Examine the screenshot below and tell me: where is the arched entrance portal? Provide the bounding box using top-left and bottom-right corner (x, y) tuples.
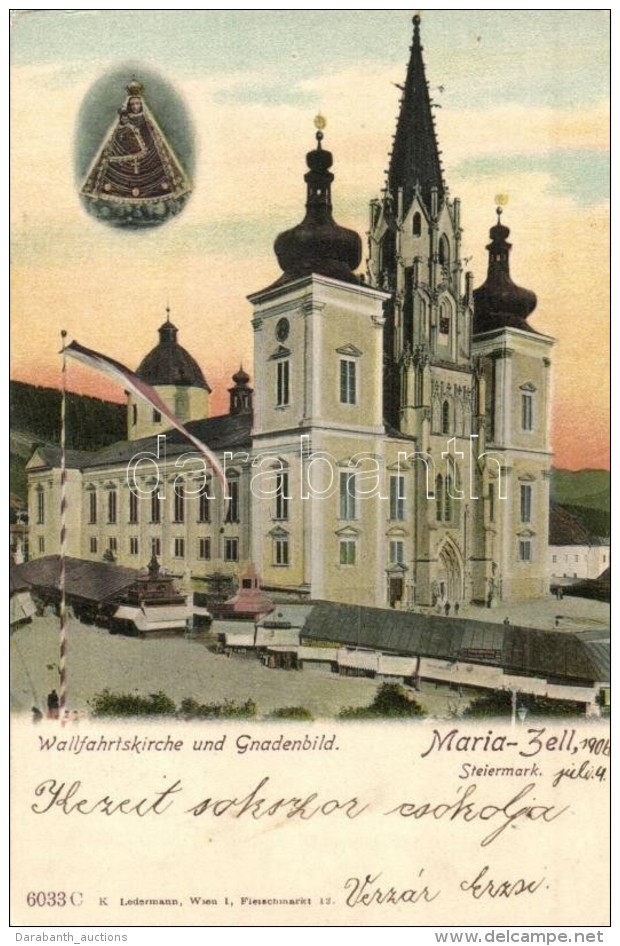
(436, 539), (464, 605)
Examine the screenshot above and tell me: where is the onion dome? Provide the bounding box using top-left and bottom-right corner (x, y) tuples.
(473, 208), (538, 334)
(272, 119), (362, 287)
(232, 365), (250, 385)
(137, 311), (211, 390)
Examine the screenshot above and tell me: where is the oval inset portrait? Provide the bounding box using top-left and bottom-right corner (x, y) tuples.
(75, 65), (194, 230)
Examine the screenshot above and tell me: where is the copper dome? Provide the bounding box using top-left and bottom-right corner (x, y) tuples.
(137, 319), (210, 390)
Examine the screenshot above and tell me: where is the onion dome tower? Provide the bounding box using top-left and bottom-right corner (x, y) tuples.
(128, 309), (211, 440)
(270, 119), (362, 288)
(473, 208), (538, 334)
(80, 78), (192, 229)
(228, 366), (253, 416)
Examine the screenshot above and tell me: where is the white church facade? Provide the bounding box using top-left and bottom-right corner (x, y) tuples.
(26, 16), (554, 609)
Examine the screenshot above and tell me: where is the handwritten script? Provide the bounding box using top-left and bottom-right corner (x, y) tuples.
(31, 776), (569, 848)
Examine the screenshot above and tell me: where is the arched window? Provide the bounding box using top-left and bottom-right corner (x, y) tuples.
(444, 468), (453, 522)
(438, 235), (450, 268)
(435, 475), (444, 522)
(442, 400), (450, 435)
(175, 389), (189, 421)
(439, 299), (451, 335)
(413, 212), (422, 237)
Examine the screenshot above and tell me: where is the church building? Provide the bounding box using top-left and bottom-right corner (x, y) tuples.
(27, 16), (554, 609)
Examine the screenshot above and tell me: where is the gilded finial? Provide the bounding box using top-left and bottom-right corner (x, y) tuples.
(494, 193), (508, 223)
(314, 113), (326, 147)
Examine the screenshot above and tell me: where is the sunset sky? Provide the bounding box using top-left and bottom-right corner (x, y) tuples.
(10, 9), (610, 470)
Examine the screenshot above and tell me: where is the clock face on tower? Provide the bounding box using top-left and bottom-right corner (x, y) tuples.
(275, 317), (290, 342)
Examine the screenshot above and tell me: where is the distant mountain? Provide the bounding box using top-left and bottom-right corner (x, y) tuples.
(10, 380), (126, 450)
(550, 468), (610, 512)
(550, 468), (610, 540)
(10, 381), (126, 502)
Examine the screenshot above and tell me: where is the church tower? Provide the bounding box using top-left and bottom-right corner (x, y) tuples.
(471, 210), (554, 601)
(368, 14), (474, 436)
(248, 121), (390, 603)
(368, 15), (477, 607)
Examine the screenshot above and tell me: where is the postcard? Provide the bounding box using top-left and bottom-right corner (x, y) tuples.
(10, 8), (610, 932)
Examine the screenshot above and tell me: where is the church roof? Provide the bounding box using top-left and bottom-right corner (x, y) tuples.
(28, 412), (253, 473)
(136, 316), (210, 390)
(387, 15), (445, 214)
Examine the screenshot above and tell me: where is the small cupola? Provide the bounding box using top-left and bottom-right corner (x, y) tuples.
(229, 365), (253, 416)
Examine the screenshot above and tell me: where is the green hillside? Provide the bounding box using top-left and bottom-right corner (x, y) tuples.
(10, 381), (127, 502)
(10, 380), (126, 450)
(550, 468), (610, 512)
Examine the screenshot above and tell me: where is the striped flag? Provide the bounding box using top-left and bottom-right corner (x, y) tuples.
(65, 339), (226, 486)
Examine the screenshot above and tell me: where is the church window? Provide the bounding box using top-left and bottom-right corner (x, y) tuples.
(174, 484), (185, 523)
(274, 536), (290, 566)
(439, 300), (451, 335)
(108, 537), (117, 554)
(489, 483), (495, 523)
(225, 477), (240, 523)
(444, 469), (453, 522)
(174, 389), (189, 421)
(520, 484), (532, 523)
(132, 404), (137, 426)
(198, 537), (211, 560)
(390, 475), (406, 521)
(151, 538), (161, 558)
(129, 537), (139, 556)
(89, 537), (97, 554)
(151, 490), (161, 522)
(390, 540), (405, 564)
(174, 537), (185, 558)
(413, 212), (422, 237)
(36, 487), (45, 525)
(340, 359), (357, 405)
(88, 491), (97, 524)
(38, 536), (45, 553)
(340, 471), (357, 520)
(442, 400), (450, 434)
(552, 555), (557, 563)
(152, 409), (162, 423)
(151, 491), (161, 523)
(521, 393), (533, 431)
(275, 471), (289, 520)
(277, 360), (290, 407)
(107, 489), (117, 524)
(198, 489), (210, 523)
(438, 235), (450, 269)
(339, 539), (356, 566)
(129, 491), (139, 524)
(435, 475), (444, 521)
(519, 540), (532, 562)
(224, 537), (239, 562)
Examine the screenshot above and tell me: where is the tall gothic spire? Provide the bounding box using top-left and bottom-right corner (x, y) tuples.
(388, 14), (445, 214)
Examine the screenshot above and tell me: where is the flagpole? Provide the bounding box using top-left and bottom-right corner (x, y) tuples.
(59, 329), (68, 714)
